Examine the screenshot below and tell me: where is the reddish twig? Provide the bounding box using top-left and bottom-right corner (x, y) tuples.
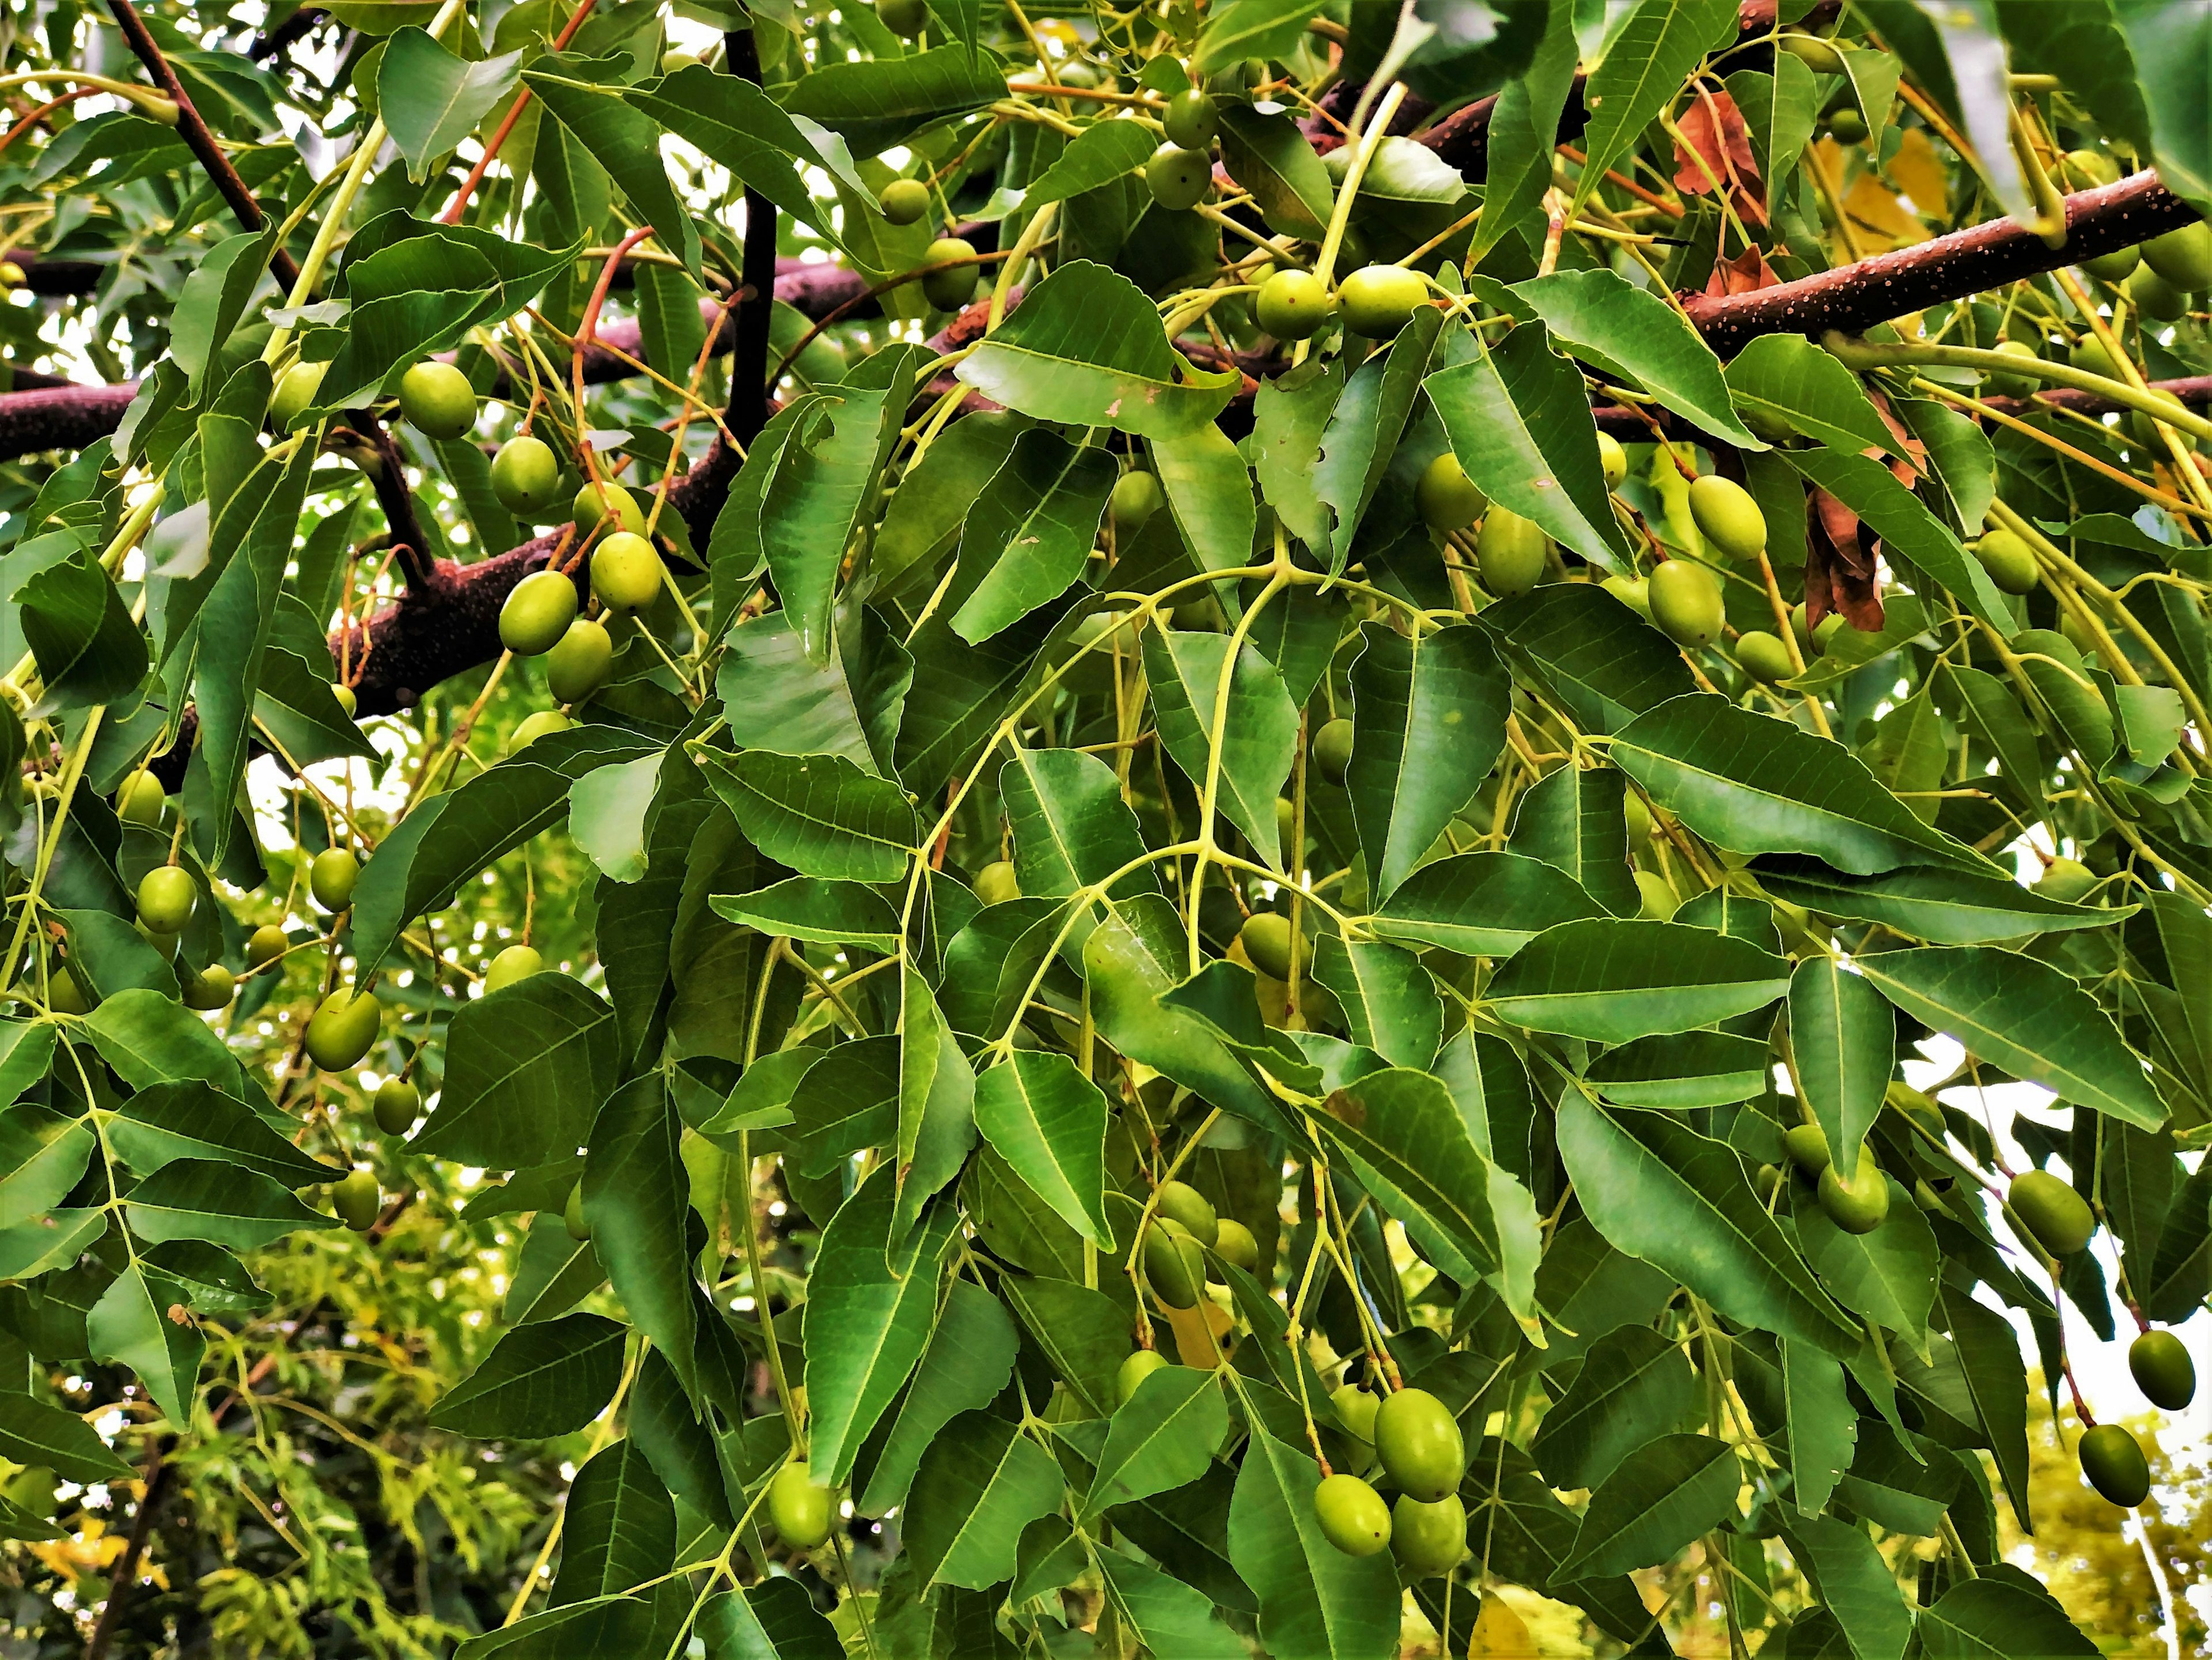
(0, 88), (93, 158)
(439, 0), (601, 225)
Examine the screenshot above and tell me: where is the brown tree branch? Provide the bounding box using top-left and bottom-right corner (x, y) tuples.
(725, 26), (778, 447)
(82, 1439), (169, 1660)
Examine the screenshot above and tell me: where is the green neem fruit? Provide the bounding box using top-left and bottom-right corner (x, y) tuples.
(878, 177), (931, 225)
(2036, 856), (2099, 903)
(1256, 269), (1330, 341)
(1145, 142), (1211, 211)
(877, 0), (929, 35)
(271, 360), (327, 427)
(1755, 1163), (1783, 1203)
(573, 481), (647, 538)
(1374, 1386), (1464, 1502)
(2129, 1329), (2195, 1411)
(484, 944), (543, 995)
(921, 237), (979, 312)
(1779, 32), (1844, 73)
(1144, 1220), (1205, 1308)
(2130, 390), (2199, 453)
(1686, 474), (1767, 560)
(1649, 558), (1724, 649)
(2078, 244), (2140, 283)
(491, 436), (562, 516)
(311, 846), (360, 912)
(2009, 1169), (2095, 1256)
(184, 964), (234, 1010)
(1981, 338), (2041, 399)
(1475, 508), (1551, 596)
(397, 360), (476, 440)
(547, 618), (615, 704)
(1337, 264), (1427, 339)
(115, 769), (166, 826)
(498, 569), (578, 656)
(768, 1460), (837, 1546)
(1817, 1146), (1891, 1234)
(46, 970), (89, 1015)
(564, 1180), (590, 1241)
(1972, 528), (2039, 594)
(1313, 1472), (1391, 1556)
(1313, 717), (1354, 785)
(2078, 1423), (2150, 1507)
(2068, 334), (2122, 379)
(1603, 573), (1650, 618)
(136, 865), (196, 933)
(333, 683), (357, 718)
(1110, 469), (1164, 533)
(1735, 630), (1796, 683)
(1825, 107), (1866, 145)
(247, 925), (290, 968)
(1812, 611), (1848, 652)
(1213, 1216), (1259, 1273)
(306, 987), (382, 1071)
(1240, 910), (1299, 981)
(1155, 1179), (1219, 1248)
(511, 709), (573, 753)
(1162, 88), (1217, 150)
(1624, 792), (1652, 850)
(975, 859), (1021, 905)
(332, 1169), (381, 1232)
(1332, 1383), (1380, 1451)
(660, 49), (700, 72)
(2141, 222), (2212, 291)
(374, 1077), (422, 1136)
(1784, 1122), (1832, 1178)
(2062, 148), (2121, 190)
(1116, 1348), (1171, 1405)
(2130, 266), (2188, 323)
(1597, 431), (1627, 489)
(1391, 1492), (1467, 1577)
(591, 531), (664, 612)
(1634, 868), (1677, 920)
(1416, 452), (1487, 534)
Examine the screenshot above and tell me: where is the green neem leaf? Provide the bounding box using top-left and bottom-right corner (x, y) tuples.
(1511, 269), (1763, 448)
(525, 58), (702, 277)
(782, 44), (1010, 157)
(627, 65), (866, 249)
(430, 1311), (628, 1438)
(1252, 358), (1341, 552)
(895, 969), (977, 1246)
(949, 428), (1118, 645)
(1531, 1324), (1696, 1491)
(762, 383), (906, 663)
(2112, 0), (2211, 217)
(711, 878), (901, 952)
(1143, 626), (1298, 868)
(1556, 1432), (1741, 1581)
(255, 646), (377, 768)
(88, 1264), (204, 1428)
(1084, 1363), (1227, 1517)
(0, 1389), (130, 1482)
(1427, 327), (1631, 570)
(1722, 334), (1896, 454)
(582, 1077), (696, 1400)
(1556, 1090), (1861, 1352)
(379, 28), (521, 182)
(860, 1279), (1019, 1515)
(1573, 0), (1741, 211)
(1022, 117), (1153, 207)
(696, 1582), (842, 1660)
(695, 746), (918, 883)
(414, 974), (618, 1170)
(1308, 937), (1444, 1071)
(1582, 1030), (1770, 1110)
(1789, 958), (1892, 1171)
(972, 1050), (1115, 1251)
(1485, 918), (1788, 1044)
(955, 262), (1240, 440)
(1778, 1510), (1912, 1660)
(1916, 1577), (2099, 1658)
(1611, 695), (1990, 875)
(569, 750), (663, 885)
(1753, 856), (2123, 944)
(1194, 0), (1322, 74)
(1793, 1177), (1939, 1347)
(1094, 1544), (1245, 1659)
(1855, 947), (2167, 1130)
(785, 1035), (899, 1179)
(904, 1410), (1067, 1590)
(1477, 584), (1695, 735)
(1509, 763), (1642, 918)
(83, 989), (237, 1089)
(1368, 850), (1609, 957)
(0, 1106), (93, 1229)
(1347, 621), (1509, 901)
(171, 225), (282, 398)
(804, 1168), (961, 1485)
(1315, 309), (1442, 570)
(1002, 746), (1154, 906)
(1217, 104), (1335, 240)
(549, 1438), (675, 1606)
(453, 1597), (658, 1659)
(108, 1083), (341, 1188)
(0, 1022), (54, 1111)
(1226, 1413), (1400, 1660)
(20, 549), (146, 714)
(997, 1274), (1133, 1420)
(715, 612), (881, 772)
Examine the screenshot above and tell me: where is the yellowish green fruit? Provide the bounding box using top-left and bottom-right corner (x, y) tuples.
(1416, 452), (1487, 533)
(1756, 1163), (1783, 1203)
(1972, 528), (2039, 594)
(2061, 148), (2121, 190)
(1337, 264), (1427, 339)
(2130, 266), (2188, 322)
(1813, 611), (1848, 652)
(1163, 88), (1217, 150)
(2129, 1329), (2195, 1410)
(1143, 1220), (1205, 1308)
(660, 49), (700, 73)
(373, 1077), (422, 1136)
(46, 971), (88, 1015)
(136, 865), (196, 933)
(1110, 470), (1164, 533)
(247, 925), (289, 968)
(1256, 269), (1330, 340)
(591, 531), (664, 612)
(1214, 1216), (1259, 1272)
(115, 769), (165, 826)
(310, 846), (359, 912)
(140, 921), (180, 962)
(2069, 335), (2122, 379)
(1116, 1348), (1171, 1405)
(1785, 1122), (1832, 1178)
(1313, 1472), (1391, 1556)
(1817, 1146), (1890, 1234)
(0, 261), (25, 289)
(1374, 1387), (1464, 1502)
(332, 1169), (381, 1231)
(2009, 1169), (2095, 1256)
(768, 1461), (836, 1547)
(4, 1465), (55, 1518)
(1603, 573), (1650, 618)
(1313, 717), (1354, 785)
(306, 987), (382, 1071)
(1735, 630), (1796, 683)
(183, 963), (234, 1010)
(2036, 856), (2099, 903)
(1624, 792), (1652, 849)
(574, 481), (647, 538)
(1391, 1492), (1467, 1577)
(511, 709), (573, 753)
(1476, 508), (1550, 596)
(1155, 1179), (1219, 1248)
(1981, 338), (2040, 399)
(397, 360), (476, 440)
(921, 237), (979, 312)
(2078, 244), (2140, 283)
(1648, 558), (1724, 649)
(1145, 142), (1211, 211)
(564, 1180), (589, 1241)
(1686, 475), (1767, 560)
(2130, 390), (2199, 453)
(878, 177), (930, 226)
(491, 436), (562, 517)
(271, 359), (327, 426)
(2078, 1423), (2150, 1507)
(498, 569), (579, 656)
(546, 618), (614, 704)
(1332, 1383), (1380, 1453)
(484, 944), (543, 994)
(1597, 431), (1627, 489)
(975, 860), (1021, 905)
(1825, 107), (1866, 145)
(332, 683), (357, 718)
(2142, 222), (2212, 291)
(1779, 32), (1844, 72)
(1240, 911), (1299, 981)
(1634, 868), (1677, 920)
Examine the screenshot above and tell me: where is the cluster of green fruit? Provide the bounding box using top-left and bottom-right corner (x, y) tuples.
(1310, 1383), (1468, 1574)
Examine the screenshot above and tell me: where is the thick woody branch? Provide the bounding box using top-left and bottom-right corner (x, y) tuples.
(0, 381), (137, 455)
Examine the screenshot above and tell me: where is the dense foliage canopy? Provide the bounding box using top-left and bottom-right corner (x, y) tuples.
(0, 0), (2205, 1654)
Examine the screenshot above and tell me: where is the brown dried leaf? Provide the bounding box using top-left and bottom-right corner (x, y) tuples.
(1805, 486), (1885, 635)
